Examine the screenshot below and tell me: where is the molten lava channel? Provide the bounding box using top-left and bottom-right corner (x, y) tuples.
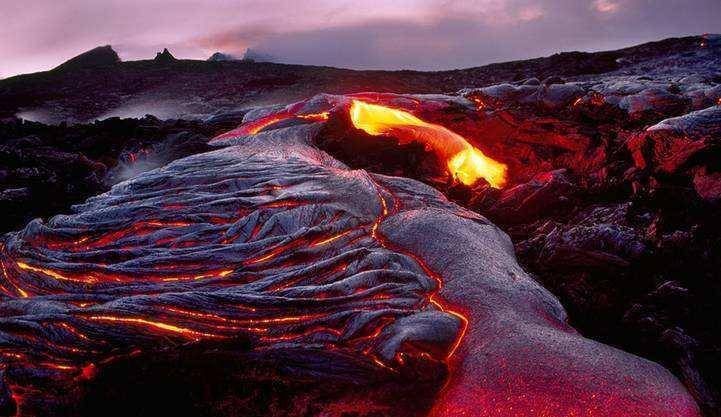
(349, 100), (507, 188)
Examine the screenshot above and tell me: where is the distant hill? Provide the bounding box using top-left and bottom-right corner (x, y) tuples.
(53, 45), (121, 71)
(154, 48), (177, 63)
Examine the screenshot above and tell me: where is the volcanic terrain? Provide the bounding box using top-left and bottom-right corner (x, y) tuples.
(1, 34), (720, 416)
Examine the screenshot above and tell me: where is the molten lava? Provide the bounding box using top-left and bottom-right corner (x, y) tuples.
(349, 100), (507, 188)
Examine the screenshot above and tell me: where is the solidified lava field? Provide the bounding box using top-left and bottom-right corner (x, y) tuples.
(1, 35), (720, 417)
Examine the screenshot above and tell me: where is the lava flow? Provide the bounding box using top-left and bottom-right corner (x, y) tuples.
(208, 96), (507, 189)
(209, 104), (329, 144)
(0, 93), (703, 417)
(0, 110), (465, 415)
(349, 100), (507, 188)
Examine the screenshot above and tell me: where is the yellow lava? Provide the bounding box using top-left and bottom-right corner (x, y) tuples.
(448, 148), (507, 188)
(349, 100), (507, 188)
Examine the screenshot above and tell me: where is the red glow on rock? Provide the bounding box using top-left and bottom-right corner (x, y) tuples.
(367, 177), (468, 363)
(472, 97), (487, 110)
(80, 363), (97, 380)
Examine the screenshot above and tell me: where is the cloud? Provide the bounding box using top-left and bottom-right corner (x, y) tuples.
(593, 0), (620, 13)
(518, 5), (545, 22)
(187, 0), (720, 71)
(1, 0), (720, 77)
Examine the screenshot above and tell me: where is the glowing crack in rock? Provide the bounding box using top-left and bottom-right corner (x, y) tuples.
(0, 93), (701, 416)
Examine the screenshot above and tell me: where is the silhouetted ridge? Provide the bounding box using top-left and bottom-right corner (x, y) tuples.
(154, 48), (177, 63)
(53, 45), (120, 71)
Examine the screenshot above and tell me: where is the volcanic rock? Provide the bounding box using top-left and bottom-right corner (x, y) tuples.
(154, 48), (177, 63)
(629, 106), (721, 174)
(0, 117), (216, 234)
(485, 169), (576, 224)
(522, 203), (648, 271)
(542, 75), (565, 85)
(692, 166), (721, 202)
(618, 87), (690, 120)
(53, 45), (121, 72)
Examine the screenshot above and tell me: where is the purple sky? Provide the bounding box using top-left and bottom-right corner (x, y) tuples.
(1, 0), (720, 78)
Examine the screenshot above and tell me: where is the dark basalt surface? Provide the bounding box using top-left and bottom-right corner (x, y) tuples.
(0, 34), (720, 416)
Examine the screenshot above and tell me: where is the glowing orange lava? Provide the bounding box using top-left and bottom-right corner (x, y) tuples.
(87, 315), (225, 340)
(297, 111), (330, 121)
(16, 261), (96, 284)
(349, 100), (507, 188)
(311, 230), (353, 247)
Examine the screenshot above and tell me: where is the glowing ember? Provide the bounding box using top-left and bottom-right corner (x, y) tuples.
(349, 100), (507, 188)
(471, 97), (487, 110)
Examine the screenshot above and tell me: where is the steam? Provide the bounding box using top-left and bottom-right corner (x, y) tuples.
(96, 101), (185, 121)
(105, 132), (210, 185)
(15, 109), (60, 124)
(108, 156), (166, 185)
